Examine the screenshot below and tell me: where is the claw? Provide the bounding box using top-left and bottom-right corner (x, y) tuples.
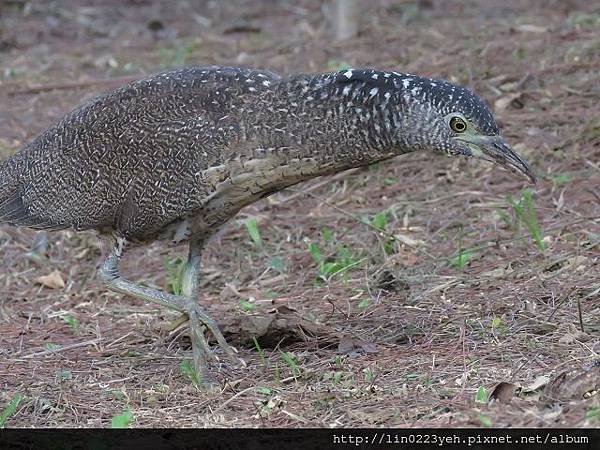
(184, 302), (245, 382)
(161, 313), (189, 333)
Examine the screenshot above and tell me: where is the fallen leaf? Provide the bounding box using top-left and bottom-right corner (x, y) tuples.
(35, 270), (65, 289)
(338, 337), (356, 354)
(559, 334), (575, 345)
(494, 93), (524, 111)
(489, 382), (519, 403)
(337, 337), (378, 355)
(544, 364), (600, 401)
(522, 375), (551, 394)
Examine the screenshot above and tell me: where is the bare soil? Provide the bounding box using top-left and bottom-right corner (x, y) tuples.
(0, 0), (598, 428)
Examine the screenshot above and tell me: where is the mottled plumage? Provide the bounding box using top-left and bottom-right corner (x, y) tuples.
(1, 66), (534, 382)
(0, 67), (505, 241)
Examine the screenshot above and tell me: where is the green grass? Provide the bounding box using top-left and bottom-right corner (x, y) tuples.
(253, 337), (267, 368)
(367, 210), (395, 255)
(322, 227), (333, 243)
(550, 173), (571, 187)
(491, 317), (507, 335)
(110, 408), (134, 428)
(357, 298), (370, 310)
(238, 299), (255, 312)
(281, 352), (301, 378)
(326, 60), (351, 71)
(475, 386), (488, 403)
(245, 217), (263, 248)
(586, 406), (600, 422)
(60, 314), (79, 331)
(308, 242), (364, 282)
(179, 359), (201, 389)
(0, 393), (23, 428)
(256, 386), (272, 396)
(44, 342), (61, 351)
(506, 189), (545, 251)
(479, 414), (492, 427)
(450, 248), (473, 269)
(56, 369), (72, 383)
(268, 256), (285, 274)
(363, 367), (375, 383)
(370, 211), (389, 231)
(165, 256), (186, 295)
(158, 39), (197, 68)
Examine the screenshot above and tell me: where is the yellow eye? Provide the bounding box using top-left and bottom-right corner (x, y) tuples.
(449, 116), (467, 133)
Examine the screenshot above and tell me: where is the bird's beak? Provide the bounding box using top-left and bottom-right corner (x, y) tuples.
(456, 134), (536, 183)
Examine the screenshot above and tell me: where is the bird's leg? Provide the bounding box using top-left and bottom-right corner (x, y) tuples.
(98, 237), (239, 382)
(178, 236), (240, 375)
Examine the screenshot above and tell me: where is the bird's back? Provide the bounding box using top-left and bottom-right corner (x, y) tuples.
(0, 66), (281, 241)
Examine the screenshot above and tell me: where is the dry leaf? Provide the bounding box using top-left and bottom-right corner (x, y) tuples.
(338, 337), (377, 354)
(523, 375), (551, 393)
(544, 364), (600, 401)
(489, 382), (519, 403)
(338, 337), (356, 354)
(495, 93), (523, 111)
(559, 333), (576, 345)
(35, 270), (65, 289)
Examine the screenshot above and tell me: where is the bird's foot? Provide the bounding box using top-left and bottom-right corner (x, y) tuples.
(184, 301), (245, 383)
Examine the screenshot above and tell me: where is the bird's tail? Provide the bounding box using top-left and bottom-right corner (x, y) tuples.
(0, 150), (68, 230)
(0, 153), (28, 225)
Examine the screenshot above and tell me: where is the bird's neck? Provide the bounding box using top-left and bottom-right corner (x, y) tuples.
(200, 72), (426, 226)
(238, 72), (419, 181)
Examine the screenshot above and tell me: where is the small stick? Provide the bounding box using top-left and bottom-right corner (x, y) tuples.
(577, 297), (585, 333)
(21, 338), (103, 359)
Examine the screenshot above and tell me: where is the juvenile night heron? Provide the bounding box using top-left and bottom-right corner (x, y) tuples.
(0, 66), (535, 381)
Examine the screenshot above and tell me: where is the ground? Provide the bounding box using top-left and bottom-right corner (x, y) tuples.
(0, 0), (598, 428)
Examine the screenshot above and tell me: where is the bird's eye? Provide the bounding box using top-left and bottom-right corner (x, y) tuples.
(449, 116), (467, 133)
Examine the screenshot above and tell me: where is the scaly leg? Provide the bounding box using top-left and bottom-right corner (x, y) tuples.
(98, 237), (239, 383)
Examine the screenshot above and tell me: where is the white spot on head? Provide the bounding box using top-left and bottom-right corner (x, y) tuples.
(411, 87), (420, 95)
(343, 69), (353, 79)
(430, 82), (437, 87)
(248, 87), (256, 92)
(372, 73), (379, 79)
(384, 92), (391, 99)
(369, 87), (378, 96)
(262, 80), (271, 87)
(402, 79), (411, 89)
(342, 85), (352, 96)
(384, 73), (391, 78)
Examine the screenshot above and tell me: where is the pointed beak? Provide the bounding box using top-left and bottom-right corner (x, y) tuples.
(456, 135), (536, 183)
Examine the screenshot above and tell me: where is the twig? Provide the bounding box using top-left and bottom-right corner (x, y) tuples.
(215, 386), (261, 411)
(20, 338), (103, 359)
(280, 409), (309, 424)
(577, 298), (584, 333)
(547, 287), (576, 323)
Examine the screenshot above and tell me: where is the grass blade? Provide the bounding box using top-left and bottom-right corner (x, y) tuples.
(0, 393), (23, 428)
(245, 218), (263, 248)
(110, 408), (134, 428)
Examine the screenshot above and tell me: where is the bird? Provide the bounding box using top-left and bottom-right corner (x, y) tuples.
(0, 66), (535, 383)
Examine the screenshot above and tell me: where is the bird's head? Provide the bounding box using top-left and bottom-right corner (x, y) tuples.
(389, 73), (536, 183)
